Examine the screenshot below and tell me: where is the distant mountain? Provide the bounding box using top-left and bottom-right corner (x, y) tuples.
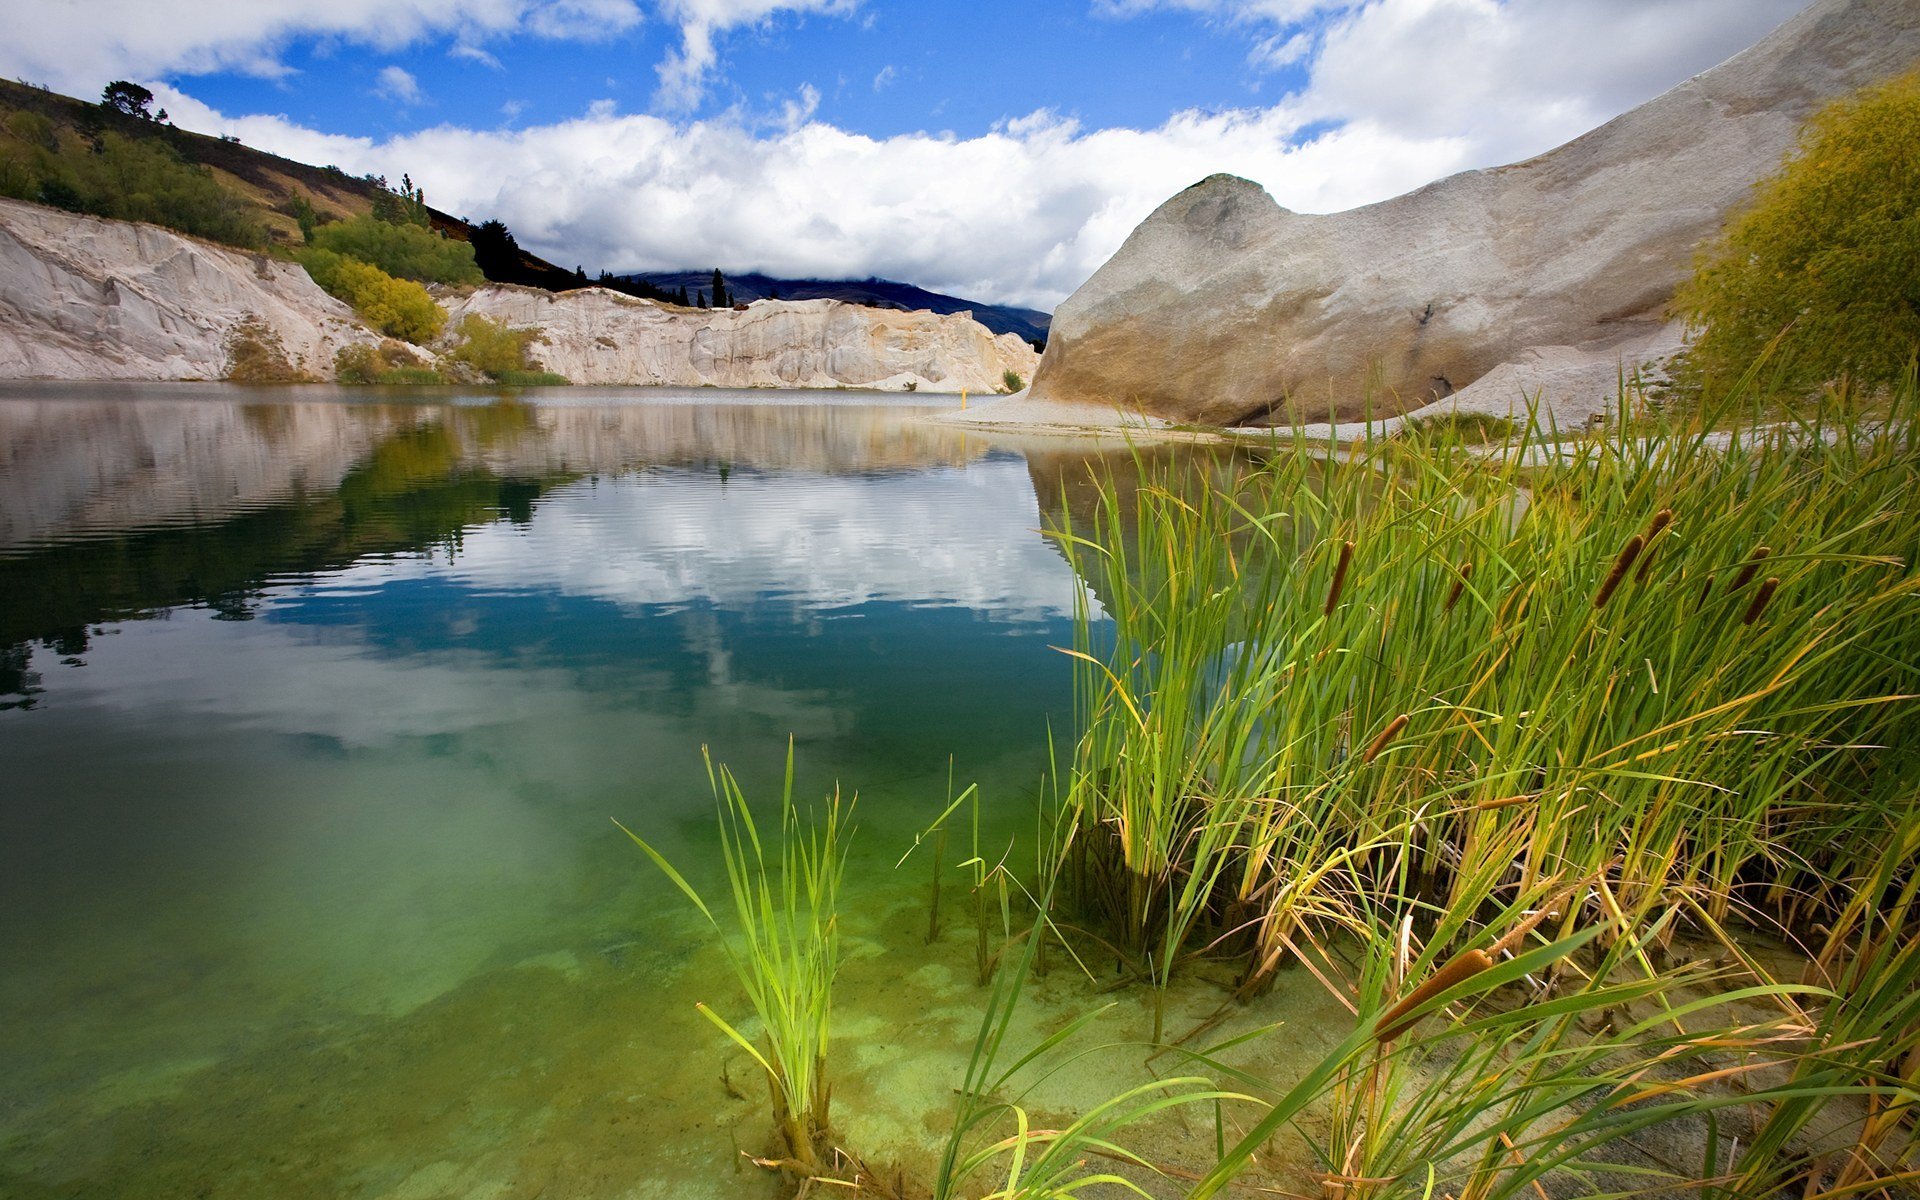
(620, 271), (1050, 347)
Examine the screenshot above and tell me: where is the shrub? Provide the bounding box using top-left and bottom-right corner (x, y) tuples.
(1001, 369), (1023, 393)
(308, 215), (482, 285)
(224, 318), (306, 383)
(1675, 68), (1920, 393)
(446, 314), (535, 377)
(300, 248), (445, 343)
(487, 370), (569, 387)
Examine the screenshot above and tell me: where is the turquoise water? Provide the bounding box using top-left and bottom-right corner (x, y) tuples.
(0, 385), (1354, 1200)
(0, 385), (1073, 1193)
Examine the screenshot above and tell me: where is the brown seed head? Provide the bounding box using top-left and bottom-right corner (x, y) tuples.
(1325, 539), (1355, 616)
(1375, 949), (1494, 1042)
(1363, 713), (1411, 765)
(1731, 546), (1772, 593)
(1742, 576), (1781, 625)
(1444, 560), (1474, 613)
(1592, 534), (1645, 609)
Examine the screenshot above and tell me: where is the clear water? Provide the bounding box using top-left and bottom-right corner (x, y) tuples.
(0, 384), (1346, 1199)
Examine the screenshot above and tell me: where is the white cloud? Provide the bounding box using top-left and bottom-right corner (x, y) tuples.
(0, 0), (642, 96)
(67, 0), (1814, 311)
(872, 64), (897, 91)
(374, 65), (425, 104)
(653, 0), (860, 110)
(450, 43), (505, 69)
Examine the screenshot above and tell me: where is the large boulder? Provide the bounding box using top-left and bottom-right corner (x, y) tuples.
(1024, 0), (1920, 426)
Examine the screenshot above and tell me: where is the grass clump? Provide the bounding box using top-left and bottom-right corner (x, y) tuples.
(444, 314), (567, 385)
(1393, 408), (1517, 443)
(619, 745), (849, 1179)
(1002, 369), (1024, 393)
(223, 317), (307, 383)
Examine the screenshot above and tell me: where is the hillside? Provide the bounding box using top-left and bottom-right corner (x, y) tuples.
(0, 78), (591, 293)
(622, 270), (1050, 347)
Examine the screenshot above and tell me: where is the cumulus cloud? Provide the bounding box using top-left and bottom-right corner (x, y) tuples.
(0, 0), (642, 96)
(653, 0), (861, 110)
(374, 65), (425, 104)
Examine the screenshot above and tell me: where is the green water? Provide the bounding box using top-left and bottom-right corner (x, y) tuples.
(0, 385), (1342, 1199)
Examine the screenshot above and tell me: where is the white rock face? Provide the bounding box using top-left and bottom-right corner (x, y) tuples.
(1020, 0), (1920, 427)
(438, 286), (1038, 393)
(0, 197), (373, 380)
(0, 197), (1038, 393)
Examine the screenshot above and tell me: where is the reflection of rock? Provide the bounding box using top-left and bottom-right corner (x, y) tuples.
(0, 197), (373, 381)
(1021, 0), (1920, 426)
(0, 389), (990, 550)
(440, 287), (1038, 393)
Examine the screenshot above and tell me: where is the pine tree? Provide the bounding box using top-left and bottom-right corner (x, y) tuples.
(711, 268), (729, 309)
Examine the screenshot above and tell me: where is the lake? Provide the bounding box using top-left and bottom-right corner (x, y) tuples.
(1, 384), (1325, 1199)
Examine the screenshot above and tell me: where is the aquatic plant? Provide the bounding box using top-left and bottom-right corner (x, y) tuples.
(1018, 367), (1920, 1195)
(619, 744), (849, 1178)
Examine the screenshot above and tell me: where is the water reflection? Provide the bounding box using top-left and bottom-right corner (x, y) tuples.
(0, 385), (1233, 1198)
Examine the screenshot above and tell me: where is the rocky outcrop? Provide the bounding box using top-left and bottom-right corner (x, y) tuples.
(439, 286), (1037, 393)
(0, 196), (372, 380)
(0, 197), (1038, 392)
(1020, 0), (1920, 427)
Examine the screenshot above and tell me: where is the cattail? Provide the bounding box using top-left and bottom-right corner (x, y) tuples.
(1697, 574), (1714, 613)
(1444, 560), (1474, 613)
(1363, 713), (1411, 765)
(1743, 576), (1781, 625)
(1635, 509), (1674, 583)
(1324, 539), (1355, 615)
(1374, 949), (1494, 1042)
(1731, 546), (1772, 593)
(1591, 534), (1645, 609)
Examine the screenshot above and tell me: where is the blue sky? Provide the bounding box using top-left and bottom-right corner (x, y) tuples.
(2, 1), (1809, 307)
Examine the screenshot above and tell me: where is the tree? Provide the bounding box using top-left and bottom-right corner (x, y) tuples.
(308, 215), (482, 284)
(1674, 68), (1920, 394)
(100, 80), (156, 120)
(711, 268), (729, 309)
(469, 219), (521, 280)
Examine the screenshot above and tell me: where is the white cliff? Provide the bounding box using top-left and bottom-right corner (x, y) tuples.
(439, 285), (1037, 394)
(0, 196), (370, 381)
(0, 195), (1039, 393)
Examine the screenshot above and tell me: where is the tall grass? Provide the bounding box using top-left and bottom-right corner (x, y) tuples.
(619, 744), (848, 1176)
(1009, 374), (1920, 1196)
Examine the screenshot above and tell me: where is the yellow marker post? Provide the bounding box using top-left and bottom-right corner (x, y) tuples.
(961, 389), (967, 411)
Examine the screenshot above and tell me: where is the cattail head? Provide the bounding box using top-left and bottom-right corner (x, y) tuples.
(1325, 539), (1356, 616)
(1444, 560), (1474, 613)
(1363, 713), (1411, 765)
(1375, 948), (1494, 1042)
(1592, 534), (1645, 609)
(1635, 509), (1675, 583)
(1731, 546), (1772, 593)
(1743, 576), (1781, 625)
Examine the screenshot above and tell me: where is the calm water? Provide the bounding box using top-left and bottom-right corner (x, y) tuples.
(1, 384), (1318, 1200)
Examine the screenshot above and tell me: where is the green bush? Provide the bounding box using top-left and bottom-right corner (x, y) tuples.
(7, 130), (262, 247)
(446, 314), (536, 377)
(308, 215), (482, 285)
(300, 248), (445, 343)
(1675, 68), (1920, 393)
(1001, 369), (1024, 393)
(487, 370), (570, 387)
(373, 366), (447, 385)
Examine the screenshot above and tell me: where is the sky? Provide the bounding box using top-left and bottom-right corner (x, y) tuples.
(2, 0), (1810, 310)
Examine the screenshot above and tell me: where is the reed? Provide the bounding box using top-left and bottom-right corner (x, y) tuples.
(618, 743), (849, 1177)
(1022, 368), (1920, 1196)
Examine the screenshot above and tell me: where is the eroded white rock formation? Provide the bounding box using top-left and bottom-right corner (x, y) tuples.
(1014, 0), (1920, 428)
(438, 286), (1037, 394)
(0, 197), (1039, 393)
(0, 197), (371, 380)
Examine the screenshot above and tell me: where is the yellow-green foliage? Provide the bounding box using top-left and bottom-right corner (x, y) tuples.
(301, 248), (445, 343)
(447, 314), (536, 378)
(0, 127), (261, 248)
(308, 215), (482, 285)
(1676, 68), (1920, 392)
